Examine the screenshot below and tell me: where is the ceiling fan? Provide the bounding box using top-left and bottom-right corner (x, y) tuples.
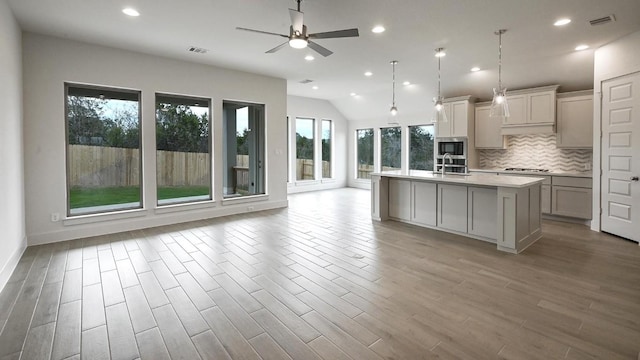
(236, 0), (359, 57)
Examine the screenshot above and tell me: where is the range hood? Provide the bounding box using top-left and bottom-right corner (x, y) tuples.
(499, 85), (559, 135)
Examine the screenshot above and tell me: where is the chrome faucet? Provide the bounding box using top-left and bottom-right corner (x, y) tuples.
(442, 153), (453, 175)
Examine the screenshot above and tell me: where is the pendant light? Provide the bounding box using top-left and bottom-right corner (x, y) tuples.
(490, 29), (510, 118)
(432, 48), (448, 123)
(390, 60), (398, 116)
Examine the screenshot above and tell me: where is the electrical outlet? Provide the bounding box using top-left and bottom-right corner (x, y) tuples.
(50, 213), (60, 222)
(584, 163), (591, 171)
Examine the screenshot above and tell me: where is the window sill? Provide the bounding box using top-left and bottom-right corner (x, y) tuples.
(295, 180), (320, 186)
(63, 208), (148, 226)
(321, 178), (336, 184)
(221, 194), (269, 205)
(155, 199), (216, 214)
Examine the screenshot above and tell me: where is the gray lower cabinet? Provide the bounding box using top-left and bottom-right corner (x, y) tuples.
(541, 184), (551, 214)
(388, 179), (411, 220)
(468, 187), (498, 239)
(411, 181), (437, 226)
(437, 184), (468, 233)
(550, 176), (592, 219)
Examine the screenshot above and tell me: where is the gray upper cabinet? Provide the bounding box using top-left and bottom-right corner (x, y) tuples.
(556, 91), (594, 148)
(501, 85), (559, 135)
(475, 103), (507, 149)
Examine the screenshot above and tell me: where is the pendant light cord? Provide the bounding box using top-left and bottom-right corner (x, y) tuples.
(437, 49), (442, 98)
(391, 60), (397, 106)
(496, 29), (506, 90)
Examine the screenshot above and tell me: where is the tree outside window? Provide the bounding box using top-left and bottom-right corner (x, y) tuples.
(381, 127), (401, 171)
(409, 125), (435, 171)
(356, 128), (374, 179)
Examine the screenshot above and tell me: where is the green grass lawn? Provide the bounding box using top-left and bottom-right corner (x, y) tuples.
(70, 186), (210, 208)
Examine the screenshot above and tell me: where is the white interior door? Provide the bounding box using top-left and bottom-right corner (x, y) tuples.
(601, 72), (640, 242)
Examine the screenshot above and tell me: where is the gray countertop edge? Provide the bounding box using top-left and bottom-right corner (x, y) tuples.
(469, 168), (593, 178)
(372, 171), (544, 188)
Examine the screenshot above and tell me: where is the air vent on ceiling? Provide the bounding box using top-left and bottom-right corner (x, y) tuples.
(299, 79), (314, 84)
(589, 14), (616, 26)
(188, 46), (209, 54)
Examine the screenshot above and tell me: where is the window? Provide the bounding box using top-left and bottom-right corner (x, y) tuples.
(296, 118), (315, 180)
(380, 126), (401, 171)
(156, 94), (211, 205)
(322, 120), (332, 178)
(65, 84), (141, 215)
(356, 128), (374, 179)
(409, 125), (435, 171)
(223, 101), (265, 198)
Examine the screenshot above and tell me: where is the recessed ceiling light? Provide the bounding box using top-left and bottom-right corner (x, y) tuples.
(575, 44), (589, 51)
(350, 92), (357, 96)
(122, 8), (140, 17)
(554, 18), (571, 26)
(312, 86), (318, 90)
(305, 55), (315, 61)
(371, 25), (385, 33)
(435, 50), (446, 57)
(364, 71), (373, 77)
(403, 81), (411, 86)
(470, 67), (481, 72)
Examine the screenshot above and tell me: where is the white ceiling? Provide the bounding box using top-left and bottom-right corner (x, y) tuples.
(8, 0), (640, 122)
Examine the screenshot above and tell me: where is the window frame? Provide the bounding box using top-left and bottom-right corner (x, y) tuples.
(295, 117), (316, 181)
(155, 92), (213, 206)
(321, 119), (333, 179)
(64, 82), (143, 217)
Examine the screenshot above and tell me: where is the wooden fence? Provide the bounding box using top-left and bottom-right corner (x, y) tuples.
(68, 145), (211, 187)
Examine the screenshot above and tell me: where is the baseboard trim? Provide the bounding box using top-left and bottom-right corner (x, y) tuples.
(0, 237), (27, 293)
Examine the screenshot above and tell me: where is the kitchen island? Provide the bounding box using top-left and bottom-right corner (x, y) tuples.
(371, 170), (545, 253)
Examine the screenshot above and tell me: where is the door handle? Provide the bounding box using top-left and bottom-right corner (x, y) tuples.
(632, 176), (639, 181)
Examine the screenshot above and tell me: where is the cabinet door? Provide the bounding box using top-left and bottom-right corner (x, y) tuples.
(389, 179), (411, 220)
(475, 105), (506, 149)
(435, 103), (452, 137)
(541, 184), (551, 214)
(451, 101), (468, 137)
(504, 94), (526, 125)
(551, 185), (592, 219)
(556, 95), (593, 148)
(528, 91), (555, 124)
(468, 187), (497, 240)
(437, 184), (468, 232)
(411, 181), (437, 226)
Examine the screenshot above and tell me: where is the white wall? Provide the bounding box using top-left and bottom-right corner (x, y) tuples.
(592, 30), (640, 231)
(22, 33), (288, 245)
(0, 1), (26, 290)
(348, 114), (434, 189)
(287, 95), (348, 193)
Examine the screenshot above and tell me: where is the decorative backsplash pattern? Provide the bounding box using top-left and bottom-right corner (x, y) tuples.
(478, 134), (592, 172)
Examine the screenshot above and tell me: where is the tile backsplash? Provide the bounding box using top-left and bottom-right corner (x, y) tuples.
(477, 134), (592, 172)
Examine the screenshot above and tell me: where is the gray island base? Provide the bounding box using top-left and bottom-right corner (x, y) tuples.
(371, 170), (545, 254)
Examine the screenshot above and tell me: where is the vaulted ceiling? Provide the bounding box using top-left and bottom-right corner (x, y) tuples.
(8, 0), (640, 121)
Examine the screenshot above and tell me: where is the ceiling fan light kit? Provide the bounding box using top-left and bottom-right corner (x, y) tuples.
(490, 29), (510, 119)
(236, 0), (359, 57)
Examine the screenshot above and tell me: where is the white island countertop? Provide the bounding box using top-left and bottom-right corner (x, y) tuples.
(372, 170), (545, 188)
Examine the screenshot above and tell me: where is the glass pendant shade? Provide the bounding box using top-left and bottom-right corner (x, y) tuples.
(490, 87), (510, 118)
(432, 97), (448, 123)
(390, 106), (398, 116)
(490, 29), (509, 119)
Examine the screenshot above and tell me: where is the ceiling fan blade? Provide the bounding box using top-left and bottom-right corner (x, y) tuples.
(289, 9), (304, 33)
(308, 41), (333, 57)
(266, 41), (290, 54)
(236, 27), (288, 38)
(309, 28), (359, 39)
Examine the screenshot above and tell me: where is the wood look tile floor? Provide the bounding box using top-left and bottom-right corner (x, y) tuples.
(1, 188), (640, 359)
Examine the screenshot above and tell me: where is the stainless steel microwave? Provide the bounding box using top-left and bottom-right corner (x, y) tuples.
(437, 137), (466, 157)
